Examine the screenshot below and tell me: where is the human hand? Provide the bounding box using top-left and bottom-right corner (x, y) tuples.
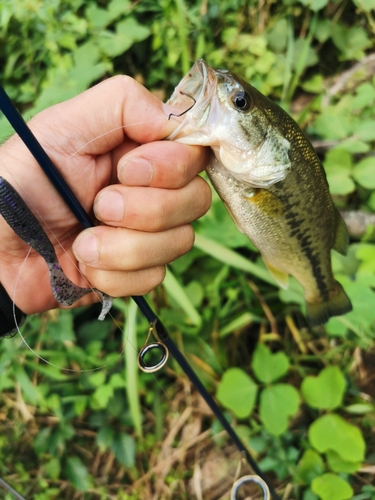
(0, 76), (211, 315)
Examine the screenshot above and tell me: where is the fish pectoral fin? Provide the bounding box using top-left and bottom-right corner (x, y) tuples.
(245, 189), (284, 217)
(333, 211), (349, 256)
(264, 260), (289, 289)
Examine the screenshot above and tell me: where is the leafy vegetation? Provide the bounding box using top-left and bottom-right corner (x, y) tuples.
(0, 0), (375, 498)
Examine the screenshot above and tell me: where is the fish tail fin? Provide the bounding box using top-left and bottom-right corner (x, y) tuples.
(306, 281), (352, 327)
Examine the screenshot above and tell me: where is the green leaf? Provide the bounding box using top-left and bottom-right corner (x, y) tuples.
(44, 457), (61, 481)
(326, 450), (361, 473)
(106, 0), (131, 23)
(259, 384), (300, 436)
(88, 371), (106, 387)
(251, 344), (290, 383)
(185, 281), (204, 307)
(343, 403), (375, 414)
(298, 0), (329, 11)
(47, 310), (75, 342)
(216, 368), (258, 419)
(110, 373), (125, 388)
(352, 157), (375, 189)
(315, 19), (332, 43)
(266, 18), (288, 53)
(92, 384), (114, 409)
(296, 449), (325, 485)
(292, 38), (319, 70)
(96, 426), (114, 452)
(353, 120), (375, 142)
(301, 366), (346, 410)
(335, 276), (375, 331)
(303, 489), (320, 500)
(302, 74), (324, 94)
(85, 4), (110, 30)
(311, 473), (353, 500)
(332, 24), (372, 61)
(74, 41), (101, 68)
(308, 413), (365, 462)
(98, 18), (150, 58)
(324, 148), (355, 196)
(65, 457), (93, 491)
(312, 111), (352, 140)
(353, 0), (375, 11)
(112, 433), (136, 468)
(14, 366), (40, 405)
(350, 82), (375, 110)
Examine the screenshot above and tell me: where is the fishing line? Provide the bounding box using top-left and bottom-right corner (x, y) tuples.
(0, 85), (282, 500)
(9, 245), (129, 373)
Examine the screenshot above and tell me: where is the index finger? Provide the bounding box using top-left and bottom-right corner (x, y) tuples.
(117, 140), (209, 188)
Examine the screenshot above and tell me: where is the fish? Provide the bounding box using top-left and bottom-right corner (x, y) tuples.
(167, 59), (352, 327)
(0, 176), (112, 321)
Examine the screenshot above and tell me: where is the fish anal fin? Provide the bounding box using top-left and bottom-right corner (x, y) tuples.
(333, 211), (349, 256)
(264, 260), (289, 289)
(306, 281), (352, 327)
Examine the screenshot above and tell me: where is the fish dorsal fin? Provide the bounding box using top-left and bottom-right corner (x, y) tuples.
(333, 211), (349, 256)
(264, 260), (289, 289)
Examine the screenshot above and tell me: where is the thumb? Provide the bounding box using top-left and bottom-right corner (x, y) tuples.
(35, 75), (181, 156)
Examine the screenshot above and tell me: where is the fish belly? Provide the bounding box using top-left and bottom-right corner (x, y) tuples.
(206, 161), (336, 303)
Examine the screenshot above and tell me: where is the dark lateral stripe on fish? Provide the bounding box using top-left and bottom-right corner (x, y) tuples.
(282, 205), (330, 301)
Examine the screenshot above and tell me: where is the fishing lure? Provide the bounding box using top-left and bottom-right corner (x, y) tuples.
(0, 176), (112, 320)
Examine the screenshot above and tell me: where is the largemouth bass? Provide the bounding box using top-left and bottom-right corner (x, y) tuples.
(167, 59), (352, 327)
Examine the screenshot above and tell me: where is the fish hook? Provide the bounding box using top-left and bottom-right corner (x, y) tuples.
(167, 91), (196, 120)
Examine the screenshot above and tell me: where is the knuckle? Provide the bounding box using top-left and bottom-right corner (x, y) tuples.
(154, 197), (170, 229)
(138, 266), (166, 294)
(177, 224), (195, 254)
(199, 178), (212, 214)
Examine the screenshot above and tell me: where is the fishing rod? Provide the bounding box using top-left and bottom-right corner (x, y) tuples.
(0, 85), (281, 500)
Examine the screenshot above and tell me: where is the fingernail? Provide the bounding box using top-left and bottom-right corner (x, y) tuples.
(74, 232), (99, 264)
(119, 157), (152, 186)
(94, 190), (124, 222)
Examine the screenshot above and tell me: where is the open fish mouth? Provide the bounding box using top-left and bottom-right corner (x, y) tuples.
(167, 59), (218, 141)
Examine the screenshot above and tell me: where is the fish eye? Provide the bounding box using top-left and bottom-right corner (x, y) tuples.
(231, 91), (251, 111)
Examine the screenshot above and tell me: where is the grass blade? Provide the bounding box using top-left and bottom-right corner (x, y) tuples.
(164, 267), (202, 326)
(194, 234), (275, 286)
(113, 298), (142, 437)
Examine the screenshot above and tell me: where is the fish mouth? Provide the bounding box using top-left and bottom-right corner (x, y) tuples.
(167, 59), (217, 140)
